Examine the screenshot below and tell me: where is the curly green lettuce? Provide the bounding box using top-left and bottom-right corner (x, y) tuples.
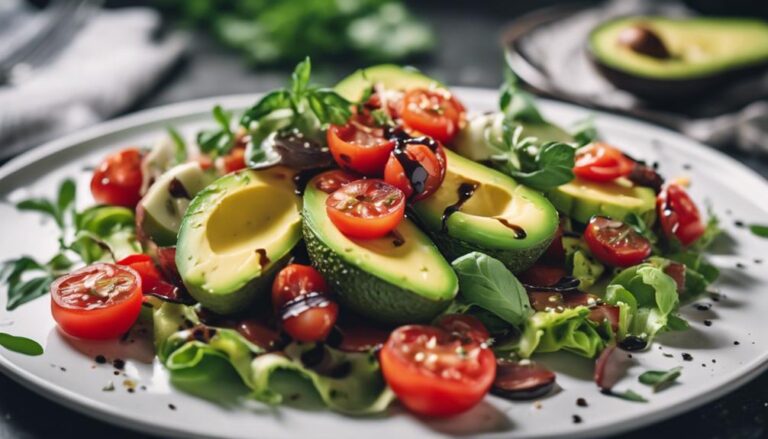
(152, 302), (394, 414)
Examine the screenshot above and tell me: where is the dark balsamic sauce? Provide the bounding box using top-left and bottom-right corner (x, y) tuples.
(576, 398), (588, 407)
(280, 292), (333, 321)
(390, 229), (405, 247)
(619, 336), (647, 351)
(494, 217), (527, 239)
(292, 168), (329, 196)
(441, 182), (478, 232)
(384, 127), (439, 199)
(682, 353), (693, 361)
(168, 178), (191, 199)
(523, 276), (581, 294)
(255, 249), (270, 270)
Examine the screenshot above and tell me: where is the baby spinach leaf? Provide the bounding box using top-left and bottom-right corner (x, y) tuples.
(571, 116), (598, 146)
(451, 252), (532, 328)
(502, 141), (576, 191)
(749, 224), (768, 238)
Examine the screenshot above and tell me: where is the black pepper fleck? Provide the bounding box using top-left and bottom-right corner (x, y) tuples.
(127, 388), (135, 394)
(704, 320), (712, 327)
(94, 355), (106, 364)
(694, 303), (711, 311)
(59, 367), (66, 372)
(682, 353), (693, 361)
(113, 359), (125, 370)
(573, 415), (583, 424)
(755, 259), (763, 264)
(682, 164), (692, 170)
(113, 371), (120, 376)
(712, 359), (717, 363)
(734, 341), (741, 346)
(734, 220), (745, 228)
(663, 353), (674, 358)
(168, 404), (176, 411)
(736, 263), (746, 269)
(576, 398), (588, 407)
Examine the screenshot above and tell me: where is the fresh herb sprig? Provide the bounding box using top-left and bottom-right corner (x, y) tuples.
(2, 180), (139, 310)
(196, 105), (237, 158)
(639, 366), (682, 392)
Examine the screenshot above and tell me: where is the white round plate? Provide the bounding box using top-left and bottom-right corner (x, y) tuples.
(1, 89), (767, 439)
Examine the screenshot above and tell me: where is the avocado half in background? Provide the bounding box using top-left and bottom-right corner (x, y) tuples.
(588, 16), (768, 100)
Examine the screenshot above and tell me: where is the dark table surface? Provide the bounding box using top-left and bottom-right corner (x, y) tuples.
(2, 5), (768, 439)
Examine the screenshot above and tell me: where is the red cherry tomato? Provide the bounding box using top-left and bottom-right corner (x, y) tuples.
(325, 179), (406, 239)
(383, 141), (447, 200)
(50, 263), (143, 340)
(313, 169), (358, 194)
(434, 314), (490, 344)
(327, 117), (395, 175)
(584, 216), (652, 267)
(657, 184), (706, 246)
(221, 146), (247, 173)
(518, 265), (568, 287)
(272, 264), (337, 343)
(271, 264), (329, 312)
(116, 254), (178, 298)
(400, 88), (465, 144)
(380, 324), (496, 417)
(90, 148), (144, 208)
(281, 293), (339, 342)
(573, 143), (634, 182)
(540, 222), (565, 264)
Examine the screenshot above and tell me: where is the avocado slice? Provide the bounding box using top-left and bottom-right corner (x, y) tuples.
(302, 173), (458, 324)
(335, 64), (444, 102)
(589, 16), (768, 99)
(139, 163), (214, 247)
(547, 177), (656, 225)
(176, 167), (302, 314)
(411, 149), (559, 273)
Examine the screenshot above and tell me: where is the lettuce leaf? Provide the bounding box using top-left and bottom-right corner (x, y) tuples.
(562, 236), (605, 289)
(496, 307), (611, 359)
(152, 302), (394, 414)
(606, 264), (682, 345)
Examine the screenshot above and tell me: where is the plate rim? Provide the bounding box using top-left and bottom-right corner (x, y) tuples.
(1, 88), (767, 439)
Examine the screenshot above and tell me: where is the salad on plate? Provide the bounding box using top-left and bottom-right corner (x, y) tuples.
(2, 58), (722, 418)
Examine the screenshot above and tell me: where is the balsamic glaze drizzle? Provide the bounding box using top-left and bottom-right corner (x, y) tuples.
(441, 182), (478, 232)
(168, 178), (191, 199)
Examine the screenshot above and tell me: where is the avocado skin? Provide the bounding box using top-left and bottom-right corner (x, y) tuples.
(302, 219), (452, 325)
(590, 55), (768, 101)
(421, 223), (554, 274)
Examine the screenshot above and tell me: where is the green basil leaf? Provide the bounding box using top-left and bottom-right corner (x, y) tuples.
(6, 275), (53, 310)
(16, 198), (59, 226)
(0, 333), (44, 356)
(167, 127), (188, 165)
(749, 224), (768, 238)
(241, 90), (292, 127)
(56, 179), (76, 221)
(451, 252), (533, 328)
(605, 388), (648, 403)
(571, 116), (598, 147)
(212, 105), (232, 133)
(291, 56), (311, 98)
(502, 142), (575, 191)
(639, 366), (682, 392)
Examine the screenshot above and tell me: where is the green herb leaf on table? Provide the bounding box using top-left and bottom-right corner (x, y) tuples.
(604, 388), (648, 403)
(749, 224), (768, 238)
(0, 332), (44, 356)
(639, 366), (682, 392)
(451, 252), (533, 328)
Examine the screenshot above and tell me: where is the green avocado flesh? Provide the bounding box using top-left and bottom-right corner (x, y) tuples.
(547, 177), (656, 224)
(302, 174), (458, 324)
(590, 17), (768, 79)
(176, 167), (302, 314)
(139, 163), (214, 247)
(412, 149), (559, 273)
(335, 64), (443, 102)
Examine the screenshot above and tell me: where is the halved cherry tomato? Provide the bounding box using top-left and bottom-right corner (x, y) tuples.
(384, 140), (447, 200)
(271, 264), (329, 312)
(327, 116), (395, 175)
(313, 169), (358, 194)
(540, 222), (565, 264)
(90, 148), (144, 208)
(400, 89), (465, 144)
(272, 264), (337, 342)
(573, 143), (634, 182)
(50, 263), (143, 339)
(434, 314), (490, 344)
(281, 292), (339, 342)
(220, 146), (247, 173)
(657, 184), (705, 246)
(325, 179), (405, 239)
(584, 216), (652, 267)
(380, 324), (496, 417)
(116, 254), (178, 299)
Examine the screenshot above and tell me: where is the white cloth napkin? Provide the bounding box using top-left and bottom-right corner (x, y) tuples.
(519, 0), (768, 154)
(0, 6), (187, 159)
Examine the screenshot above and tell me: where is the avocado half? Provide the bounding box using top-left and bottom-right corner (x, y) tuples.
(588, 16), (768, 99)
(547, 177), (657, 225)
(302, 172), (458, 324)
(176, 167), (302, 314)
(335, 64), (444, 102)
(411, 149), (559, 273)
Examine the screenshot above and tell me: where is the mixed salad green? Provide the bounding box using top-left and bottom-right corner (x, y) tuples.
(3, 59), (726, 417)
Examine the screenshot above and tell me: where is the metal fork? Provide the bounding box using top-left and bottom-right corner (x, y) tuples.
(0, 0), (102, 86)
